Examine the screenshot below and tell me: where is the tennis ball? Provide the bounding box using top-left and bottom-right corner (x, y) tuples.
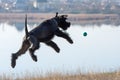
(83, 32), (87, 36)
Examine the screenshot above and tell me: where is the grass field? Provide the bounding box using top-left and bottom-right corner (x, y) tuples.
(1, 71), (120, 80)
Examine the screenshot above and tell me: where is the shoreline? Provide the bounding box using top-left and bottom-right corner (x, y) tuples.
(0, 13), (119, 24)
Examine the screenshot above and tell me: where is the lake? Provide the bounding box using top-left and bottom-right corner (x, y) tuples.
(0, 22), (120, 75)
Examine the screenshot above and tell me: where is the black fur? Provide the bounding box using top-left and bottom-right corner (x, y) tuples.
(11, 12), (73, 68)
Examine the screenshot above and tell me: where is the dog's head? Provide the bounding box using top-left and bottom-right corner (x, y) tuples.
(55, 12), (71, 30)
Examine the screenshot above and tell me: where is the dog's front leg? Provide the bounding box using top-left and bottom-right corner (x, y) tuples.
(11, 39), (31, 68)
(45, 41), (60, 53)
(55, 29), (73, 44)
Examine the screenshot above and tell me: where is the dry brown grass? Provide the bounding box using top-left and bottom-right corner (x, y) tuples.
(1, 71), (120, 80)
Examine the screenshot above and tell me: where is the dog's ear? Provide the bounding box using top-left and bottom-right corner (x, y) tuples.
(55, 12), (58, 17)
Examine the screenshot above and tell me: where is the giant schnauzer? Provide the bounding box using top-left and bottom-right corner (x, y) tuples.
(11, 12), (73, 68)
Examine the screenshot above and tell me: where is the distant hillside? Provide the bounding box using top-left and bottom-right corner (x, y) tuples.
(0, 0), (120, 14)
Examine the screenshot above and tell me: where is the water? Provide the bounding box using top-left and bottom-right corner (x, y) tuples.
(0, 23), (120, 75)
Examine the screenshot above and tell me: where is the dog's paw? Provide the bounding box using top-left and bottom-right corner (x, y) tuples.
(56, 47), (60, 53)
(32, 55), (38, 62)
(29, 49), (38, 62)
(69, 39), (73, 44)
(11, 54), (17, 68)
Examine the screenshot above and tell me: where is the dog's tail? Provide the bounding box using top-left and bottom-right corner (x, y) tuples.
(25, 14), (29, 39)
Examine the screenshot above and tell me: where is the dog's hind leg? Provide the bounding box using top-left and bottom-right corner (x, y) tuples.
(45, 41), (60, 53)
(28, 35), (40, 62)
(11, 39), (31, 68)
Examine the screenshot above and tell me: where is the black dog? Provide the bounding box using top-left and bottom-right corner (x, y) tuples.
(11, 12), (73, 68)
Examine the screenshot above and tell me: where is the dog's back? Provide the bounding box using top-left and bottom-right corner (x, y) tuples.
(29, 18), (58, 39)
